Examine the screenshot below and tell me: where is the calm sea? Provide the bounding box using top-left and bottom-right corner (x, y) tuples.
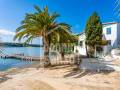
(0, 47), (43, 71)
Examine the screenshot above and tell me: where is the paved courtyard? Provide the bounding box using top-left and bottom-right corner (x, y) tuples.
(80, 58), (120, 72)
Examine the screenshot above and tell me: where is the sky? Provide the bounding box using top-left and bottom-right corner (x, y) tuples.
(0, 0), (118, 43)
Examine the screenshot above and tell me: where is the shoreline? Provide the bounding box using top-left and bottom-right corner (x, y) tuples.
(0, 56), (120, 90)
(0, 61), (40, 83)
(0, 65), (120, 90)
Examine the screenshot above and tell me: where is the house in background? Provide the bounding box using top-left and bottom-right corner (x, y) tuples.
(74, 22), (120, 56)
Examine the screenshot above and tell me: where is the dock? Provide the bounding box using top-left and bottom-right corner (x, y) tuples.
(0, 54), (43, 61)
(0, 53), (81, 66)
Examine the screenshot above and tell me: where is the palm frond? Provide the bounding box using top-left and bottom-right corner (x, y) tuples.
(34, 5), (42, 13)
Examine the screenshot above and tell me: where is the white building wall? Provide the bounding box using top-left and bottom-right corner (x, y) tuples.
(74, 45), (86, 55)
(117, 23), (120, 46)
(75, 22), (120, 56)
(103, 24), (118, 48)
(74, 33), (86, 55)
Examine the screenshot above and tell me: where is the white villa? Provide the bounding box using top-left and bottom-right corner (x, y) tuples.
(74, 22), (120, 56)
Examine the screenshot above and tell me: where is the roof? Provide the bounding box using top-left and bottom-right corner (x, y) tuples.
(78, 22), (120, 36)
(102, 22), (120, 25)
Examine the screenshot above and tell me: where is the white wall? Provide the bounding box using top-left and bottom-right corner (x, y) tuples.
(103, 24), (118, 48)
(117, 23), (120, 46)
(75, 23), (120, 56)
(74, 46), (86, 55)
(74, 33), (86, 55)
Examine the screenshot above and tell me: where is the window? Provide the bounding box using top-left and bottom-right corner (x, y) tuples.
(106, 27), (111, 34)
(79, 41), (83, 47)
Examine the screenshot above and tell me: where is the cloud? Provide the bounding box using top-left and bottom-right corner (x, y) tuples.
(0, 29), (15, 36)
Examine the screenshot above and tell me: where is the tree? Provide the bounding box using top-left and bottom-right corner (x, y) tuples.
(54, 31), (77, 60)
(59, 35), (77, 61)
(49, 27), (78, 60)
(14, 6), (71, 66)
(85, 12), (103, 57)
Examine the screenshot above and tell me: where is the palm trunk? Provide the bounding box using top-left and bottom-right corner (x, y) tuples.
(60, 43), (65, 60)
(43, 35), (51, 67)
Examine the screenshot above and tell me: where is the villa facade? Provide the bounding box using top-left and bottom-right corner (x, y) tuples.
(74, 22), (120, 56)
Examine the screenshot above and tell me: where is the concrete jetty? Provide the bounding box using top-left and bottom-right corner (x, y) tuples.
(0, 54), (43, 61)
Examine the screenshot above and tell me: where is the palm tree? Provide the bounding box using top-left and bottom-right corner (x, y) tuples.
(50, 29), (78, 60)
(14, 6), (71, 66)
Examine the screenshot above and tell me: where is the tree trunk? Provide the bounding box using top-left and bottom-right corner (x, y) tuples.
(94, 45), (97, 57)
(85, 43), (89, 57)
(60, 43), (65, 60)
(43, 35), (51, 67)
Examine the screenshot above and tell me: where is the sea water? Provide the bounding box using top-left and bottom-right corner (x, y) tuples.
(0, 47), (43, 71)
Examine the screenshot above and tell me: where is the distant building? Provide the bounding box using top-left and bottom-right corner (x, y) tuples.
(74, 22), (120, 56)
